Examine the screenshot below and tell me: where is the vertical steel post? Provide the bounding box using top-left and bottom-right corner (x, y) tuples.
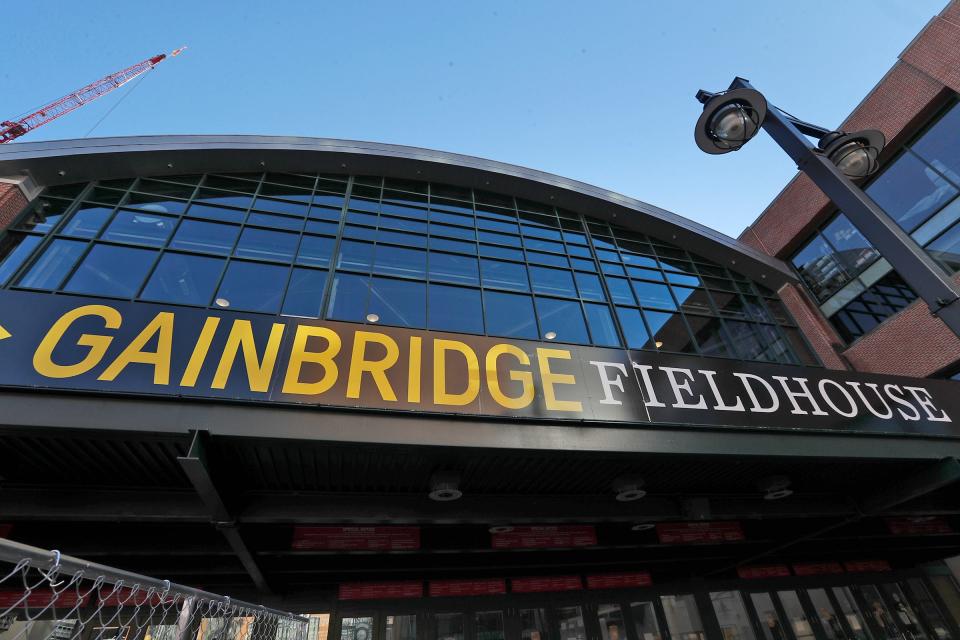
(728, 77), (960, 339)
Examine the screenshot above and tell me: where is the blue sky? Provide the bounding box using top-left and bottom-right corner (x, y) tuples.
(2, 0), (946, 237)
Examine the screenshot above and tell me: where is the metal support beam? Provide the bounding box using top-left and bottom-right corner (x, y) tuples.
(727, 77), (960, 336)
(713, 457), (960, 575)
(177, 430), (272, 594)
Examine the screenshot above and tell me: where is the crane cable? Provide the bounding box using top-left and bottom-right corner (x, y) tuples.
(82, 67), (154, 138)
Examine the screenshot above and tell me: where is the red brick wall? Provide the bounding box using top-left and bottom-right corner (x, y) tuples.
(777, 283), (847, 370)
(842, 275), (960, 377)
(739, 0), (960, 376)
(0, 182), (27, 232)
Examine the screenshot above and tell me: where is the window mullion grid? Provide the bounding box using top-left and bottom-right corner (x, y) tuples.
(319, 176), (358, 321)
(274, 175), (320, 317)
(4, 182), (98, 289)
(582, 217), (630, 350)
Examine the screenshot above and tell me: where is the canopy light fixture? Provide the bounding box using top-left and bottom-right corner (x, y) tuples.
(693, 76), (960, 341)
(630, 523), (656, 532)
(488, 525), (515, 534)
(544, 331), (557, 340)
(214, 298), (230, 308)
(428, 471), (462, 502)
(613, 475), (647, 502)
(818, 129), (885, 179)
(757, 475), (793, 501)
(694, 88), (767, 155)
(365, 313), (380, 323)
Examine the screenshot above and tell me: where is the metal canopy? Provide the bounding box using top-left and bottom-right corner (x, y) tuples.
(0, 135), (797, 288)
(3, 423), (960, 602)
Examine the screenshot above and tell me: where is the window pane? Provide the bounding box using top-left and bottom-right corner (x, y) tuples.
(429, 252), (479, 285)
(686, 315), (734, 358)
(434, 614), (463, 640)
(373, 245), (427, 279)
(367, 277), (426, 327)
(327, 272), (369, 321)
(928, 223), (960, 273)
(282, 268), (328, 318)
(296, 235), (335, 268)
(19, 197), (71, 233)
(659, 595), (705, 640)
(62, 204), (112, 238)
(171, 220), (241, 255)
(575, 272), (606, 301)
(0, 235), (42, 286)
(616, 306), (649, 349)
(123, 193), (187, 215)
(606, 276), (636, 305)
(792, 234), (851, 301)
(64, 244), (156, 298)
(341, 617), (373, 640)
(911, 102), (960, 184)
(475, 612), (505, 640)
(867, 151), (959, 232)
(673, 287), (713, 314)
(385, 615), (416, 640)
(598, 605), (625, 640)
(234, 228), (299, 262)
(751, 593), (787, 640)
(645, 310), (696, 353)
(806, 589), (850, 640)
(18, 239), (87, 290)
(556, 606), (586, 640)
(630, 602), (663, 640)
(633, 280), (676, 310)
(247, 212), (304, 231)
(140, 253), (225, 306)
(822, 214), (880, 276)
(831, 587), (872, 640)
(710, 592), (756, 640)
(484, 291), (538, 339)
(778, 591), (817, 640)
(520, 609), (551, 640)
(252, 197), (309, 217)
(480, 259), (529, 291)
(186, 203), (246, 224)
(215, 261), (289, 313)
(428, 284), (484, 334)
(584, 303), (620, 347)
(102, 211), (177, 247)
(535, 297), (589, 343)
(337, 240), (374, 271)
(529, 266), (576, 297)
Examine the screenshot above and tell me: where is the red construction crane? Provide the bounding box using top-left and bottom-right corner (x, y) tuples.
(1, 47), (186, 144)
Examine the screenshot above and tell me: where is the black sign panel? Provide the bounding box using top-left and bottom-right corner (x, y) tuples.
(0, 290), (957, 436)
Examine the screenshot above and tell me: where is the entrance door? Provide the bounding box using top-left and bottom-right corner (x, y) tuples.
(659, 594), (707, 640)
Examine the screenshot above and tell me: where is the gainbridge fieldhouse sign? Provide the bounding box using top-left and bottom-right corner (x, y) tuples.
(0, 289), (957, 437)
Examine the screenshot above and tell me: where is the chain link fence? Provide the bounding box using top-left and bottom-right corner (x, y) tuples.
(0, 538), (309, 640)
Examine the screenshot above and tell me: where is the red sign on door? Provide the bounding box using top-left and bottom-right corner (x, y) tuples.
(792, 562), (845, 576)
(429, 579), (506, 597)
(586, 572), (653, 590)
(292, 526), (420, 551)
(885, 517), (953, 536)
(656, 522), (745, 544)
(338, 581), (423, 600)
(844, 560), (892, 573)
(511, 576), (583, 593)
(491, 526), (597, 549)
(737, 565), (791, 579)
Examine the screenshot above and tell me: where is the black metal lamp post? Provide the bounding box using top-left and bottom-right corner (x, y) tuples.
(695, 77), (960, 339)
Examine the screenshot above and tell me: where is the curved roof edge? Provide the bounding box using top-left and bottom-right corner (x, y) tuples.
(0, 135), (797, 287)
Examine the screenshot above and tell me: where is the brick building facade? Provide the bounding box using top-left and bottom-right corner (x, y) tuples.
(740, 0), (960, 378)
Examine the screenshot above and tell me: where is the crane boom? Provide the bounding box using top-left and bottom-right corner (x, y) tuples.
(1, 48), (185, 144)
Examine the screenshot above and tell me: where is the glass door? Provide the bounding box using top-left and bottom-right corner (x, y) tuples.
(660, 594), (707, 640)
(708, 591), (757, 640)
(776, 591), (817, 640)
(555, 606), (588, 640)
(904, 578), (957, 640)
(628, 601), (664, 640)
(877, 583), (928, 640)
(596, 603), (627, 640)
(518, 608), (552, 640)
(749, 593), (790, 640)
(341, 617), (377, 640)
(434, 613), (466, 640)
(807, 588), (863, 640)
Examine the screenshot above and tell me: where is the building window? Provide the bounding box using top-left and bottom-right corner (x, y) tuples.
(0, 172), (812, 364)
(790, 99), (960, 344)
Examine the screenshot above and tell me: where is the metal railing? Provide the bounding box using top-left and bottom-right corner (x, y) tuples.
(0, 538), (308, 640)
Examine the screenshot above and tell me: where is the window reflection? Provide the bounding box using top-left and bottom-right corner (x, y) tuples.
(0, 172), (807, 363)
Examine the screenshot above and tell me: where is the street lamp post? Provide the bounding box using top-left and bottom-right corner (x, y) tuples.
(695, 77), (960, 339)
